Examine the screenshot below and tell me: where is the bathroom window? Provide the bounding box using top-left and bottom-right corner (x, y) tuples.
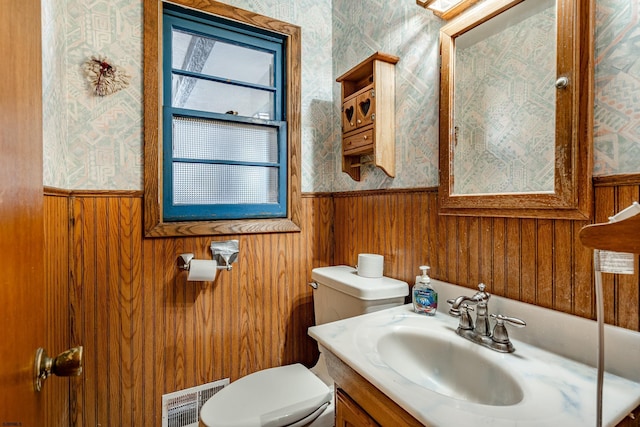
(143, 0), (301, 237)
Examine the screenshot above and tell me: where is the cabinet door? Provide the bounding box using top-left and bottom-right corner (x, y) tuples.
(342, 98), (358, 133)
(336, 389), (380, 427)
(355, 89), (375, 128)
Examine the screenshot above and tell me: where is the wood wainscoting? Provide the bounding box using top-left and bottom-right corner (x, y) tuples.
(44, 189), (71, 426)
(45, 190), (333, 426)
(334, 177), (640, 331)
(44, 176), (639, 425)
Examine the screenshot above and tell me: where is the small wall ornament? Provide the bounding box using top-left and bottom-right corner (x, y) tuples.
(83, 55), (131, 96)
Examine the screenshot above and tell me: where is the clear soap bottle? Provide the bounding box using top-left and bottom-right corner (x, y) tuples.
(412, 265), (437, 315)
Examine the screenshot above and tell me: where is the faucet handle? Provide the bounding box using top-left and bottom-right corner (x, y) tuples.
(490, 314), (526, 344)
(458, 304), (475, 330)
(447, 298), (460, 316)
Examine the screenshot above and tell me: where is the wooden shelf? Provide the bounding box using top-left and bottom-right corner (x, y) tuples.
(337, 52), (398, 181)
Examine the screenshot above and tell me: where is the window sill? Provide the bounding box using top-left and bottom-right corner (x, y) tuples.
(144, 217), (301, 237)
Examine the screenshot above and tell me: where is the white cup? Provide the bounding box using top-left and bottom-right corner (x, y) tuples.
(357, 253), (384, 278)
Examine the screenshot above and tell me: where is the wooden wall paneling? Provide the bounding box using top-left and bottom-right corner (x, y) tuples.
(265, 233), (276, 369)
(426, 192), (439, 278)
(74, 197), (94, 426)
(53, 181), (640, 425)
(467, 216), (480, 287)
(384, 194), (399, 278)
(595, 185), (616, 323)
(106, 197), (122, 426)
(370, 195), (381, 257)
(348, 196), (359, 265)
(330, 184), (638, 332)
(43, 194), (71, 427)
(615, 185), (640, 330)
(573, 219), (594, 319)
(457, 217), (470, 287)
(119, 197), (136, 425)
(129, 197), (144, 425)
(93, 197), (105, 424)
(163, 237), (177, 394)
(520, 219), (537, 305)
(281, 231), (293, 366)
(445, 216), (457, 283)
(143, 236), (162, 427)
(64, 194), (332, 425)
(401, 193), (412, 281)
(505, 219), (521, 301)
(479, 217), (494, 288)
(491, 218), (506, 297)
(436, 197), (448, 280)
(553, 220), (574, 313)
(536, 219), (554, 308)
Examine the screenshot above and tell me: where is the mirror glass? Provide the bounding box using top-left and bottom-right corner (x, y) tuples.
(439, 0), (593, 219)
(453, 0), (556, 195)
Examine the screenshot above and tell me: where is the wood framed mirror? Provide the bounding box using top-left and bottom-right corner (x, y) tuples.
(438, 0), (594, 219)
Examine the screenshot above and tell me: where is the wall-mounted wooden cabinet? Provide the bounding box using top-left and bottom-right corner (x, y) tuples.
(337, 52), (399, 181)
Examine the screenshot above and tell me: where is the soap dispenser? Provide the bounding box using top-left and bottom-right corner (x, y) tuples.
(412, 265), (437, 315)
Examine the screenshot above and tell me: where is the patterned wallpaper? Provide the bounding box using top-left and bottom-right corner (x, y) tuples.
(331, 0), (441, 191)
(594, 0), (640, 175)
(42, 0), (334, 191)
(42, 0), (70, 188)
(42, 0), (640, 191)
(452, 2), (556, 195)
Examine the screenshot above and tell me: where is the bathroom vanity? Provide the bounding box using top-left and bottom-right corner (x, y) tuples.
(309, 279), (640, 426)
(327, 350), (421, 426)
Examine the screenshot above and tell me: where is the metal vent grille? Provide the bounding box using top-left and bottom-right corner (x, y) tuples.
(162, 379), (229, 427)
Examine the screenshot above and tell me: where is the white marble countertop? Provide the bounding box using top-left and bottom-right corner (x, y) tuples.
(308, 279), (640, 427)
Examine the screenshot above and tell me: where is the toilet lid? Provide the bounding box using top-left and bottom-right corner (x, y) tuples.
(200, 363), (332, 427)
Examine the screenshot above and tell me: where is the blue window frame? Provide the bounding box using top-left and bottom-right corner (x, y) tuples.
(162, 5), (287, 222)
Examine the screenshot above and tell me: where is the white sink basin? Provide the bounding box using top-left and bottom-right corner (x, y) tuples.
(309, 279), (640, 427)
(376, 326), (523, 406)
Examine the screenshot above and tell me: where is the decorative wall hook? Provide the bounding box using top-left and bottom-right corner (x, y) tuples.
(82, 55), (131, 97)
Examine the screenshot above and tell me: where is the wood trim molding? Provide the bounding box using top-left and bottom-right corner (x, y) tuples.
(332, 186), (438, 198)
(44, 187), (143, 198)
(142, 0), (302, 237)
(44, 186), (72, 197)
(594, 173), (640, 187)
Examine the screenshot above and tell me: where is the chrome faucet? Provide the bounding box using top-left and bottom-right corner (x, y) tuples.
(447, 283), (526, 353)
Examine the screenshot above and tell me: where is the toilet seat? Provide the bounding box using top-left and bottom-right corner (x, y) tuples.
(200, 363), (332, 427)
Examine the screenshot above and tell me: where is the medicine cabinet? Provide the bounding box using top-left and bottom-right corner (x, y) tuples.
(438, 0), (594, 219)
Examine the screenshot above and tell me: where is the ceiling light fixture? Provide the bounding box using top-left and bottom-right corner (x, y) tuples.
(416, 0), (480, 20)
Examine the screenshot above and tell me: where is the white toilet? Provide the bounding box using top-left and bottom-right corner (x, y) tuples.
(199, 265), (408, 427)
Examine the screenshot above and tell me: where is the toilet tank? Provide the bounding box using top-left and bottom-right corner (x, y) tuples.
(311, 265), (409, 325)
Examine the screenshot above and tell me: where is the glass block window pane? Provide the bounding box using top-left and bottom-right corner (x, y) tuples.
(171, 75), (274, 119)
(173, 163), (279, 205)
(173, 117), (278, 163)
(172, 29), (274, 87)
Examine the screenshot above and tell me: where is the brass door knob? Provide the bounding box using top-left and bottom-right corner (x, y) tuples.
(34, 346), (83, 391)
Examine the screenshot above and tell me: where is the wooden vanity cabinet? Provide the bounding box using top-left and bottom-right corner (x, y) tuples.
(336, 389), (380, 427)
(324, 350), (424, 427)
(337, 52), (398, 181)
